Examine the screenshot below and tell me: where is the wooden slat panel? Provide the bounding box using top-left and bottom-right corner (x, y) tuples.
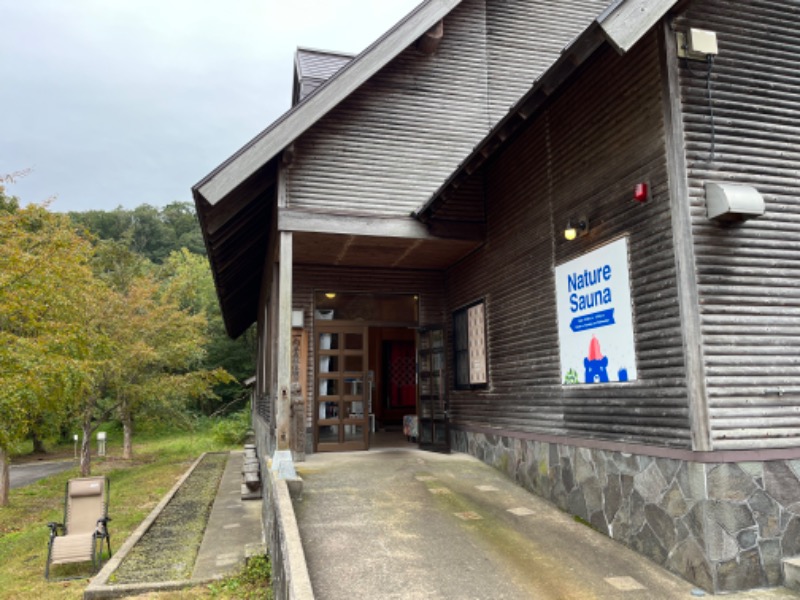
(674, 0), (800, 450)
(287, 0), (610, 218)
(444, 33), (694, 448)
(486, 0), (609, 120)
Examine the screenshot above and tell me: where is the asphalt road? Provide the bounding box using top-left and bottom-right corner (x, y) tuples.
(10, 459), (76, 489)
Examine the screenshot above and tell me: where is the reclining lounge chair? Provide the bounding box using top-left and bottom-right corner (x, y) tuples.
(45, 476), (112, 580)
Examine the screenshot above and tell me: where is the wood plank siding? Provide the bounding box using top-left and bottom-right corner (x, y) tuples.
(486, 0), (608, 120)
(286, 0), (490, 217)
(285, 0), (612, 218)
(674, 0), (800, 450)
(445, 32), (696, 447)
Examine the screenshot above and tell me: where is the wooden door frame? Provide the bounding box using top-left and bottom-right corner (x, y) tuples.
(417, 326), (450, 453)
(314, 323), (370, 452)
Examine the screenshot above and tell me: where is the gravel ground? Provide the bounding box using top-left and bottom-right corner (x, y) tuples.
(111, 452), (228, 584)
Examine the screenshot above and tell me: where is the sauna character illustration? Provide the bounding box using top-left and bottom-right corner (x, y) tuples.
(584, 335), (609, 383)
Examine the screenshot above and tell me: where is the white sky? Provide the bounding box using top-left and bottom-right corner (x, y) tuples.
(0, 0), (423, 212)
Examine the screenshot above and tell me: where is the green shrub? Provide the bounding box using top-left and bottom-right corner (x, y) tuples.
(211, 410), (251, 446)
(210, 554), (272, 599)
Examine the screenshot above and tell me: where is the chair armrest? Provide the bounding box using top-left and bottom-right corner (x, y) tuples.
(47, 522), (64, 536)
(96, 517), (111, 534)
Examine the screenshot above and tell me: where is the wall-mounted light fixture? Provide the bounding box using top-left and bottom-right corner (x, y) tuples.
(324, 292), (337, 299)
(564, 217), (589, 241)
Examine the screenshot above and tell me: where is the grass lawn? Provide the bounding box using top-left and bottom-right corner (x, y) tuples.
(0, 426), (265, 600)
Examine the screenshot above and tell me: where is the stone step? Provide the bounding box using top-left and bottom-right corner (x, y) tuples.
(783, 557), (800, 592)
(244, 471), (262, 491)
(241, 482), (262, 501)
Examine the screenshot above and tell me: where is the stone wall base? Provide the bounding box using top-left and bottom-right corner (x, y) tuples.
(451, 428), (800, 593)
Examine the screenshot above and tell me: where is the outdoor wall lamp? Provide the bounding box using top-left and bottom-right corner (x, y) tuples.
(564, 217), (589, 241)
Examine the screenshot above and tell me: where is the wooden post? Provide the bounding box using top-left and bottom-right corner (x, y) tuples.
(659, 22), (712, 452)
(0, 447), (9, 507)
(275, 231), (293, 451)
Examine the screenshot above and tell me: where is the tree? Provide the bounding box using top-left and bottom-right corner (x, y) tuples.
(160, 250), (255, 414)
(0, 204), (99, 503)
(161, 202), (205, 256)
(108, 273), (232, 459)
(69, 202), (206, 264)
(0, 184), (20, 213)
(0, 201), (222, 483)
(70, 204), (252, 415)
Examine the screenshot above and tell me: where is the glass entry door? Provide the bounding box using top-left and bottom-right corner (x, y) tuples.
(418, 327), (449, 453)
(315, 324), (369, 452)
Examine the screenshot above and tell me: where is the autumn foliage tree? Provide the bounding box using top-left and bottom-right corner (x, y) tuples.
(106, 272), (232, 460)
(0, 194), (234, 501)
(0, 200), (99, 503)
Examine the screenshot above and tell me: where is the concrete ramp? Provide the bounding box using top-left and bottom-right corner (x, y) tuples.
(293, 448), (799, 600)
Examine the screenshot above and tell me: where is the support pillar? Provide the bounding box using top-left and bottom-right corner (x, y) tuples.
(272, 231), (297, 478)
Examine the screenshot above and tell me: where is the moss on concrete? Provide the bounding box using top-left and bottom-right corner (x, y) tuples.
(111, 452), (228, 584)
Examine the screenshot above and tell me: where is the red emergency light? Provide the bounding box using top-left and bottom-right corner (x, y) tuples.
(634, 182), (649, 203)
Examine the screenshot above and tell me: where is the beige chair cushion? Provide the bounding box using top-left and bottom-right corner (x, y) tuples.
(50, 532), (96, 565)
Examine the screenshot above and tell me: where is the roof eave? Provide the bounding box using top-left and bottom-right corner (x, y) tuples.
(598, 0), (678, 53)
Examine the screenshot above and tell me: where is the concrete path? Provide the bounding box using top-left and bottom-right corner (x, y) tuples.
(10, 459), (75, 489)
(293, 447), (799, 600)
(192, 451), (264, 581)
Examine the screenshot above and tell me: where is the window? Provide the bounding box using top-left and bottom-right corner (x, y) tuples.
(454, 300), (487, 389)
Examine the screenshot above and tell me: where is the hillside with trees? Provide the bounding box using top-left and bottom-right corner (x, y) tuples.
(0, 184), (254, 506)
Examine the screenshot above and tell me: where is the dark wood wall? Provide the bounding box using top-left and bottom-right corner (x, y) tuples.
(675, 0), (800, 450)
(444, 32), (696, 448)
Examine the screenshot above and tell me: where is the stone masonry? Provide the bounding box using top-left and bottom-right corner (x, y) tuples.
(452, 429), (800, 593)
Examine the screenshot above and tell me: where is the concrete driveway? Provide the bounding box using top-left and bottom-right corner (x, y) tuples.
(293, 447), (799, 600)
(10, 459), (76, 489)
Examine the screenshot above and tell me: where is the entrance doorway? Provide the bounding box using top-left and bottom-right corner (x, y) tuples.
(312, 291), (448, 453)
(315, 324), (369, 452)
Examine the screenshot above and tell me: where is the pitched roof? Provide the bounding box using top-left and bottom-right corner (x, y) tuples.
(193, 0), (462, 207)
(416, 0), (678, 221)
(193, 0), (463, 338)
(293, 48), (354, 104)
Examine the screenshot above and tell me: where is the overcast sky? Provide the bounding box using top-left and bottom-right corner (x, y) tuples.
(1, 0), (422, 212)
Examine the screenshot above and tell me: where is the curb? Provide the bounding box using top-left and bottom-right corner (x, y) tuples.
(84, 452), (221, 599)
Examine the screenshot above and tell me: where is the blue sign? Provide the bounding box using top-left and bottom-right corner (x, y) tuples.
(569, 308), (615, 332)
(555, 237), (637, 384)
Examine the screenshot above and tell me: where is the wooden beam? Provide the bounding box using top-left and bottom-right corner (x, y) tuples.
(278, 208), (437, 240)
(599, 0), (676, 53)
(425, 219), (486, 241)
(416, 20), (444, 54)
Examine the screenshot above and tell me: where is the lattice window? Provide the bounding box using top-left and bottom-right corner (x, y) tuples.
(454, 300), (488, 389)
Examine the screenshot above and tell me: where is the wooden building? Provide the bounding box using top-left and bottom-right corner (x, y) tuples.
(195, 0), (800, 593)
